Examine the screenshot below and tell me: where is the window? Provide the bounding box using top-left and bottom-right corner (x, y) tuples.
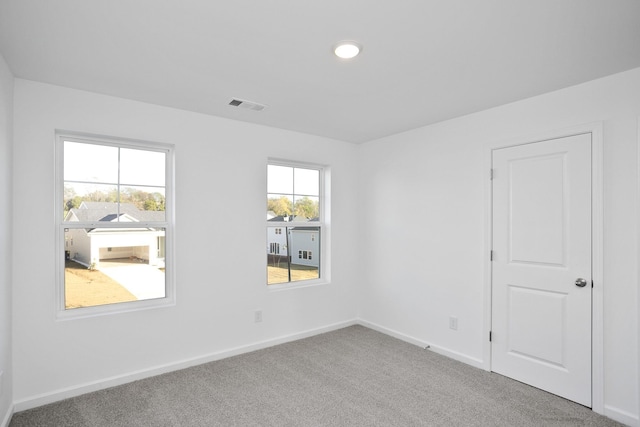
(267, 162), (325, 285)
(56, 132), (174, 317)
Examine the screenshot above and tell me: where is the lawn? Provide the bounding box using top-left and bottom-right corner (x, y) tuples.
(66, 258), (317, 306)
(65, 259), (137, 309)
(268, 263), (319, 285)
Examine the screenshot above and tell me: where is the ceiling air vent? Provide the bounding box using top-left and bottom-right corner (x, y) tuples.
(228, 98), (266, 111)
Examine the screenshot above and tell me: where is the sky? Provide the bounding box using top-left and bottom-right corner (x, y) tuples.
(64, 140), (166, 193)
(267, 164), (319, 197)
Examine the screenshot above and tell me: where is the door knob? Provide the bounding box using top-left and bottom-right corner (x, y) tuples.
(575, 278), (587, 288)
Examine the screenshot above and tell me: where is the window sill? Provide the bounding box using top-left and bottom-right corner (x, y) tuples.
(56, 296), (175, 321)
(266, 278), (329, 292)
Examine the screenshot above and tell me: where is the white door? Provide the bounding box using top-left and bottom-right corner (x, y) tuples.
(491, 133), (592, 406)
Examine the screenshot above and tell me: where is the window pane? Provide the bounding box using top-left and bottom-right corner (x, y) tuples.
(64, 227), (166, 309)
(63, 184), (166, 222)
(267, 194), (293, 219)
(293, 195), (319, 219)
(267, 165), (293, 194)
(64, 141), (118, 183)
(63, 183), (118, 221)
(289, 226), (319, 282)
(267, 226), (290, 284)
(119, 186), (166, 221)
(294, 167), (319, 196)
(267, 163), (323, 286)
(120, 148), (166, 187)
(267, 226), (319, 285)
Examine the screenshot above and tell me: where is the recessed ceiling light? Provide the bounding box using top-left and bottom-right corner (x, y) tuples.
(333, 41), (362, 59)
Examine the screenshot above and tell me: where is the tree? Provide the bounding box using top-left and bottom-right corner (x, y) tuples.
(151, 192), (165, 211)
(64, 185), (77, 201)
(294, 197), (319, 219)
(119, 187), (166, 211)
(267, 196), (293, 217)
(144, 198), (158, 211)
(62, 185), (166, 213)
(65, 196), (83, 212)
(63, 186), (83, 216)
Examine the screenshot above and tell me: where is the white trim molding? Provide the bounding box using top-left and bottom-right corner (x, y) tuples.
(604, 405), (640, 427)
(637, 115), (640, 427)
(1, 405), (13, 427)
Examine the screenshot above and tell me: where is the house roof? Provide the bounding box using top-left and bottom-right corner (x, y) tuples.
(267, 215), (318, 222)
(291, 218), (320, 231)
(267, 215), (292, 222)
(67, 202), (165, 223)
(267, 216), (319, 231)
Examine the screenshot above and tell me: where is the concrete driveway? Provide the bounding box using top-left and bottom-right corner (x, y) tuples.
(99, 264), (165, 300)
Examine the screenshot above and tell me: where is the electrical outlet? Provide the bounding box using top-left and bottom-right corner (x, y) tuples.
(449, 316), (458, 330)
(254, 310), (263, 323)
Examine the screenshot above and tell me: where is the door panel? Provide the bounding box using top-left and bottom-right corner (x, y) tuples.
(492, 133), (592, 407)
(509, 153), (566, 266)
(507, 286), (567, 367)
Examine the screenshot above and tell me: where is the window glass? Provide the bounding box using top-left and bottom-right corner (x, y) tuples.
(267, 165), (320, 220)
(64, 142), (118, 183)
(294, 168), (319, 196)
(267, 226), (320, 284)
(120, 147), (166, 187)
(293, 195), (319, 219)
(64, 228), (166, 309)
(267, 165), (293, 194)
(58, 135), (172, 315)
(63, 141), (167, 222)
(267, 162), (322, 286)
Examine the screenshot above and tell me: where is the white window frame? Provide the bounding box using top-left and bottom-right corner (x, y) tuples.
(267, 159), (330, 289)
(55, 131), (175, 319)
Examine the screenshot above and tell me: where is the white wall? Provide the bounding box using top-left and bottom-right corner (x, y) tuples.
(11, 79), (360, 407)
(0, 53), (13, 426)
(358, 67), (640, 425)
(9, 66), (640, 424)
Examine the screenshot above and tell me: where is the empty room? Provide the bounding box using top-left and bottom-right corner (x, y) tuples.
(1, 1), (640, 426)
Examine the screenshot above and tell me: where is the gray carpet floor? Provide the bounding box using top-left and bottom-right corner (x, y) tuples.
(10, 325), (622, 426)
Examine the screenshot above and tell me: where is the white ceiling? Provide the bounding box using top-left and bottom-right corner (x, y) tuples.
(1, 0), (639, 143)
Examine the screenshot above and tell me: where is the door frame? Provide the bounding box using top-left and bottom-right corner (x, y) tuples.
(483, 122), (604, 414)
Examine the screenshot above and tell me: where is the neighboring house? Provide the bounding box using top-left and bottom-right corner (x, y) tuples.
(267, 215), (290, 264)
(289, 221), (320, 268)
(267, 215), (319, 268)
(65, 202), (165, 268)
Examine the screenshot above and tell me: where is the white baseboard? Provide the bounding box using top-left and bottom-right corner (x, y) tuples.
(357, 319), (485, 369)
(359, 320), (640, 424)
(13, 319), (358, 412)
(1, 405), (13, 427)
(604, 405), (639, 427)
(12, 318), (639, 426)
